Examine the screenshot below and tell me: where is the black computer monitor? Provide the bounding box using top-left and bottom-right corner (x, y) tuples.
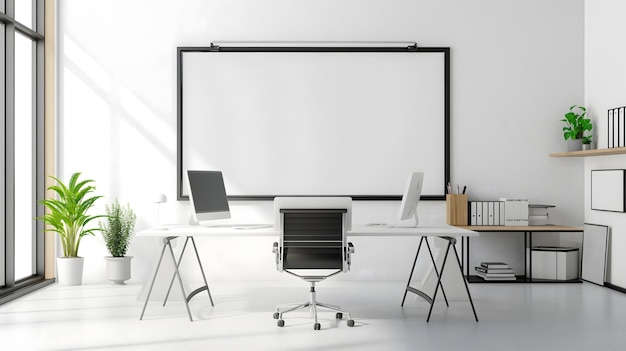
(187, 170), (231, 224)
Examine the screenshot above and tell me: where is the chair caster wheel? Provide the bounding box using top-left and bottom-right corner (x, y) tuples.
(347, 319), (355, 327)
(336, 313), (343, 319)
(314, 323), (321, 330)
(273, 312), (279, 319)
(277, 319), (285, 327)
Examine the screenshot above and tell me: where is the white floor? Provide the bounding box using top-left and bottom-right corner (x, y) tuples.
(1, 280), (625, 351)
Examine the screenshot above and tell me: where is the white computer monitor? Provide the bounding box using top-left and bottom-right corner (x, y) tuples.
(397, 172), (424, 227)
(187, 170), (231, 224)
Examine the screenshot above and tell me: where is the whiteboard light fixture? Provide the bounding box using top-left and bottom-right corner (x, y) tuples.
(210, 41), (417, 49)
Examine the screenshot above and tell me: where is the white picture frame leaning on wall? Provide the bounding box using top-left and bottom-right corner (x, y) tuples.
(581, 223), (609, 286)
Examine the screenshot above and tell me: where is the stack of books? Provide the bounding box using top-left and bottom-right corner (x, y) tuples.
(475, 262), (516, 281)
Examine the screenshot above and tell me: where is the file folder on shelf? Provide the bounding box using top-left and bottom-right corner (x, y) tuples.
(608, 106), (626, 148)
(609, 109), (614, 148)
(500, 198), (529, 226)
(613, 107), (626, 147)
(468, 201), (505, 226)
(470, 201), (478, 225)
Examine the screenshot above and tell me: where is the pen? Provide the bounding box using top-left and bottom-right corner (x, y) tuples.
(462, 186), (467, 194)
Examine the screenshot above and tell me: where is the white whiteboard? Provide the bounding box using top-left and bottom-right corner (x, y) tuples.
(178, 46), (449, 199)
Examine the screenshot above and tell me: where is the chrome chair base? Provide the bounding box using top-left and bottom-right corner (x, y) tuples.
(273, 282), (355, 330)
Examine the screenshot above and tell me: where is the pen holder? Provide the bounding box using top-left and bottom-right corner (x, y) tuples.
(446, 194), (468, 226)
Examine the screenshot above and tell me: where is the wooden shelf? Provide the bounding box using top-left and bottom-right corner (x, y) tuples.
(456, 225), (582, 232)
(549, 147), (626, 157)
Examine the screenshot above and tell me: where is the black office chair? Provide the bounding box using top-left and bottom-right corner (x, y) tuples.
(272, 197), (355, 330)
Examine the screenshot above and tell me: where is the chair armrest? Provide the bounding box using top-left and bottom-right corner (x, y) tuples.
(344, 242), (355, 271)
(272, 242), (280, 268)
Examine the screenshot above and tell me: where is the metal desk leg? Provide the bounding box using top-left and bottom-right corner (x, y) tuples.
(190, 237), (214, 306)
(461, 237), (466, 277)
(424, 238), (449, 307)
(163, 237), (191, 307)
(427, 237), (479, 322)
(140, 236), (193, 321)
(465, 236), (471, 279)
(453, 240), (479, 322)
(401, 237), (449, 308)
(163, 237), (214, 307)
(404, 236), (478, 322)
(140, 237), (170, 320)
(166, 238), (194, 321)
(140, 236), (212, 322)
(401, 236), (426, 306)
(162, 237), (214, 312)
(528, 231), (533, 282)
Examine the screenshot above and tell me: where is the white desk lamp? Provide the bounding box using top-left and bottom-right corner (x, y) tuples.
(154, 194), (167, 226)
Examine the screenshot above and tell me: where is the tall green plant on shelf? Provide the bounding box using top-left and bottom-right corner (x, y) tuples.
(100, 200), (136, 257)
(38, 172), (104, 258)
(562, 105), (593, 144)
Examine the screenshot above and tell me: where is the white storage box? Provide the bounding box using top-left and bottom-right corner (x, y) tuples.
(528, 247), (579, 280)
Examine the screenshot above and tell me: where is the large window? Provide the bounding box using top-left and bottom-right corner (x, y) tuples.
(14, 31), (35, 281)
(0, 0), (50, 304)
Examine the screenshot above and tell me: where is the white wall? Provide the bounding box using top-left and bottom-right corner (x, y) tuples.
(56, 0), (584, 285)
(584, 0), (626, 288)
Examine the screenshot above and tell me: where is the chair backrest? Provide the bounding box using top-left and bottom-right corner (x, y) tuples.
(274, 197), (352, 274)
(273, 197), (352, 231)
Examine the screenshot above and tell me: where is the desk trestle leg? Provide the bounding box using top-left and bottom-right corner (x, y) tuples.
(163, 236), (214, 308)
(450, 238), (479, 322)
(402, 236), (479, 322)
(139, 236), (214, 322)
(402, 237), (449, 307)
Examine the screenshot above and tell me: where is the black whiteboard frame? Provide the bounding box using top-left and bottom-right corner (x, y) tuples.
(177, 44), (451, 201)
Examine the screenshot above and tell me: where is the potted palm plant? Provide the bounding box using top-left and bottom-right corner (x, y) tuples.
(562, 105), (592, 151)
(39, 172), (103, 285)
(100, 200), (136, 284)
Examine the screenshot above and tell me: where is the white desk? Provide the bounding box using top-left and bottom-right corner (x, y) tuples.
(137, 225), (279, 237)
(350, 225), (478, 237)
(137, 224), (477, 238)
(137, 224), (478, 322)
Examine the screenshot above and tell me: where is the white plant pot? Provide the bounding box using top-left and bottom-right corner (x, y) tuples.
(56, 257), (85, 286)
(567, 139), (582, 152)
(105, 256), (133, 284)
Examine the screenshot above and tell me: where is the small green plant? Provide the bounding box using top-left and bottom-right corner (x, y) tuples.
(39, 172), (104, 257)
(562, 105), (592, 144)
(100, 200), (136, 257)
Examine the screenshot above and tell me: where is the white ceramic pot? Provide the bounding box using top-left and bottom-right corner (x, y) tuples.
(567, 139), (582, 152)
(56, 257), (85, 286)
(105, 256), (133, 284)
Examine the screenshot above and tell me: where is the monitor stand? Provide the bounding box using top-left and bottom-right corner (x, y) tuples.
(394, 208), (419, 228)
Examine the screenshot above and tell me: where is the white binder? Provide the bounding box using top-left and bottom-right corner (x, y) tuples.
(609, 109), (614, 148)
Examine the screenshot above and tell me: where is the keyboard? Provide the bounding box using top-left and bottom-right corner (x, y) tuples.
(202, 224), (273, 230)
(232, 224), (273, 230)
